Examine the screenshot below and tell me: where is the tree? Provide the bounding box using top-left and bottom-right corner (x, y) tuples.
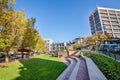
(73, 44), (81, 50)
(22, 18), (46, 51)
(0, 0), (28, 62)
(0, 0), (17, 62)
(0, 0), (45, 62)
(87, 32), (113, 50)
(34, 33), (46, 52)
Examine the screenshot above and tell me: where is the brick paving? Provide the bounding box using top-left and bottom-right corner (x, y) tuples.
(62, 59), (77, 80)
(68, 57), (81, 80)
(76, 58), (89, 80)
(58, 51), (107, 80)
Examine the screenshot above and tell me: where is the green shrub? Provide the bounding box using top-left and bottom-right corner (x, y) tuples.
(84, 53), (120, 80)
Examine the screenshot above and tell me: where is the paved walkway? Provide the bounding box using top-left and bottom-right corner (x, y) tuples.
(57, 51), (107, 80)
(68, 57), (81, 80)
(57, 58), (77, 80)
(77, 59), (89, 80)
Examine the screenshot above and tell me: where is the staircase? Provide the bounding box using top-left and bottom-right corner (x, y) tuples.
(57, 51), (107, 80)
(57, 51), (89, 80)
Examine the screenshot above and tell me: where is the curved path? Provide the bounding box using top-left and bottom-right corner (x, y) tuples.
(57, 51), (107, 80)
(57, 51), (89, 80)
(76, 58), (89, 80)
(57, 57), (77, 80)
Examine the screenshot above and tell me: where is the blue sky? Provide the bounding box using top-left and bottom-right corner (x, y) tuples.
(16, 0), (120, 42)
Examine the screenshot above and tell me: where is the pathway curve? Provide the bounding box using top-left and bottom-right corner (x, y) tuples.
(57, 51), (107, 80)
(77, 58), (89, 80)
(62, 58), (77, 80)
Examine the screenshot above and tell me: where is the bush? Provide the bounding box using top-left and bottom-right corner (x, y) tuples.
(84, 53), (120, 80)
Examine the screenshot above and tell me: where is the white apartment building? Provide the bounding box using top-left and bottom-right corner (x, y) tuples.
(44, 39), (53, 52)
(89, 7), (120, 38)
(72, 38), (83, 44)
(52, 42), (67, 51)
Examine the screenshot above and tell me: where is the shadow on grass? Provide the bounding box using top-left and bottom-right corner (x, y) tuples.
(14, 57), (66, 80)
(0, 66), (8, 68)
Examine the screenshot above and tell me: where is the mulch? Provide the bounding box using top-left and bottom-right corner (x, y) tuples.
(0, 58), (31, 67)
(0, 60), (19, 67)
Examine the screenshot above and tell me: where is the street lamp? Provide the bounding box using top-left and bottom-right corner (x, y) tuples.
(80, 38), (83, 51)
(65, 46), (69, 57)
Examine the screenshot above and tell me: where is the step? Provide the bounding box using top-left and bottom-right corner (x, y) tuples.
(56, 57), (76, 80)
(85, 57), (107, 80)
(64, 58), (71, 66)
(68, 57), (81, 80)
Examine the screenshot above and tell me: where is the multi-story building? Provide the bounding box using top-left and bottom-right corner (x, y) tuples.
(52, 42), (67, 51)
(89, 7), (120, 38)
(44, 39), (53, 52)
(70, 37), (83, 45)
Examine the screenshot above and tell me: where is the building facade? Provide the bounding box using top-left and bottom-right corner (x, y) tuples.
(70, 37), (83, 45)
(89, 7), (120, 38)
(44, 39), (53, 52)
(52, 42), (67, 51)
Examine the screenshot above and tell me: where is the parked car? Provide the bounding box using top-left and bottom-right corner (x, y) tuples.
(109, 45), (120, 53)
(99, 44), (119, 52)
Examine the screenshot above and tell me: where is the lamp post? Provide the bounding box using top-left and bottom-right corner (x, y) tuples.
(95, 40), (97, 51)
(80, 38), (83, 51)
(66, 46), (69, 57)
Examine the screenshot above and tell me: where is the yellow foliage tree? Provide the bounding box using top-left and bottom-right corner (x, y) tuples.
(0, 0), (45, 62)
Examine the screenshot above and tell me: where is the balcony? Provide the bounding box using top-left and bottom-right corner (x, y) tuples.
(104, 26), (111, 29)
(112, 25), (120, 29)
(111, 23), (119, 26)
(109, 15), (117, 18)
(116, 11), (120, 14)
(108, 10), (115, 13)
(114, 32), (120, 33)
(103, 22), (110, 24)
(106, 31), (112, 33)
(109, 12), (116, 15)
(110, 19), (118, 21)
(102, 19), (109, 21)
(101, 14), (108, 16)
(99, 10), (107, 13)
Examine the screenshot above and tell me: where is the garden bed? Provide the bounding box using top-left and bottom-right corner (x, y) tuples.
(84, 53), (120, 80)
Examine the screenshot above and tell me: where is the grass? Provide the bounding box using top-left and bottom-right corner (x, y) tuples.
(84, 53), (120, 80)
(0, 54), (67, 80)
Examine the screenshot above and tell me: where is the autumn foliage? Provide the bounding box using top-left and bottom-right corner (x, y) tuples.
(0, 0), (45, 62)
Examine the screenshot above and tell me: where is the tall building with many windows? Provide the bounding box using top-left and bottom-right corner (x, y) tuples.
(89, 7), (120, 38)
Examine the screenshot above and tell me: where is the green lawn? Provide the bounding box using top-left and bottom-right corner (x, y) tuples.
(0, 54), (67, 80)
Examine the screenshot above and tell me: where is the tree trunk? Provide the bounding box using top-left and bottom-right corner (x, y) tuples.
(67, 50), (69, 57)
(21, 52), (24, 59)
(5, 52), (9, 62)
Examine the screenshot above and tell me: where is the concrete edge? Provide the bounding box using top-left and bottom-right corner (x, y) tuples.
(68, 57), (81, 80)
(56, 58), (74, 80)
(85, 57), (107, 80)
